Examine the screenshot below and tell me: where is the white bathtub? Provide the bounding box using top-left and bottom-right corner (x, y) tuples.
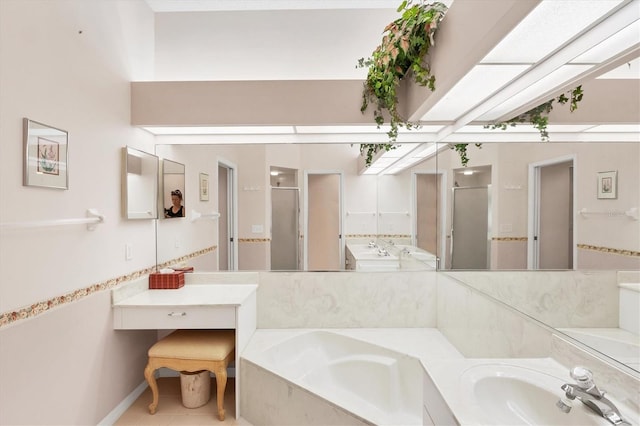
(251, 330), (424, 425)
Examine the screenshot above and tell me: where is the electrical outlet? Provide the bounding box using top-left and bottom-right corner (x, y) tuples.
(252, 224), (264, 233)
(125, 244), (133, 261)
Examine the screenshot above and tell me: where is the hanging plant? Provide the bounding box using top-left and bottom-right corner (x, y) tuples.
(357, 0), (448, 166)
(484, 85), (584, 141)
(445, 86), (585, 167)
(359, 143), (397, 167)
(450, 143), (482, 167)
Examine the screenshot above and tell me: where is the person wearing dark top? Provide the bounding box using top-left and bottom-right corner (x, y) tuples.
(165, 189), (184, 218)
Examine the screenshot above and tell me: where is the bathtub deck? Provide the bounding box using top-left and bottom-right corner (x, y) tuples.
(240, 328), (464, 425)
(242, 328), (464, 366)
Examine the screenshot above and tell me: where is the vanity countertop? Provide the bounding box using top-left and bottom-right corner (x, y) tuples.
(113, 284), (258, 307)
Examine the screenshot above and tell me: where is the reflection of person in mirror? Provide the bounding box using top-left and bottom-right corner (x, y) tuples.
(165, 189), (184, 218)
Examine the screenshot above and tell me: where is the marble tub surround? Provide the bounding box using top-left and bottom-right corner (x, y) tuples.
(445, 270), (618, 328)
(256, 271), (436, 328)
(437, 273), (554, 358)
(240, 358), (370, 426)
(551, 334), (640, 411)
(240, 329), (463, 426)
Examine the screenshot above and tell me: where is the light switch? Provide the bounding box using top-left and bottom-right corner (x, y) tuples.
(125, 244), (133, 260)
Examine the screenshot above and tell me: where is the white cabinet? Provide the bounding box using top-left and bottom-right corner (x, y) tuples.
(112, 283), (258, 419)
(113, 305), (236, 329)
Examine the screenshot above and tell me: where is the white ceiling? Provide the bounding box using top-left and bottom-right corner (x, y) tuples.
(143, 0), (640, 173)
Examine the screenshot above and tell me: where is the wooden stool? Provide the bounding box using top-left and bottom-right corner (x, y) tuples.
(144, 329), (235, 421)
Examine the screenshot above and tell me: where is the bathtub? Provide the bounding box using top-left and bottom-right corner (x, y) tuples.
(246, 330), (424, 425)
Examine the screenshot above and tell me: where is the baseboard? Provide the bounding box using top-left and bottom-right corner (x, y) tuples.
(97, 380), (148, 426)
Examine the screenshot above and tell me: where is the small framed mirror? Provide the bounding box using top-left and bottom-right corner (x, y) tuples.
(161, 159), (185, 219)
(122, 146), (158, 219)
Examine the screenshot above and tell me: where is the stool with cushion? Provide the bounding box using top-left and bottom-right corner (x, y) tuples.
(144, 329), (235, 421)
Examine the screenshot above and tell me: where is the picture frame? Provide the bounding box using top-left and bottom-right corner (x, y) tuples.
(23, 118), (69, 189)
(597, 170), (617, 199)
(199, 173), (209, 201)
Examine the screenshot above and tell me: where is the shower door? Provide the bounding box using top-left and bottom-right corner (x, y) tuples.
(271, 188), (299, 270)
(451, 186), (490, 269)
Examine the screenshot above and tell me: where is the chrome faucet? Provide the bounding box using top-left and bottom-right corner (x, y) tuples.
(368, 240), (377, 248)
(557, 367), (630, 425)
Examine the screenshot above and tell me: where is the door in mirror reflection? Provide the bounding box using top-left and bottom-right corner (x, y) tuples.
(217, 161), (237, 270)
(451, 186), (490, 269)
(271, 188), (300, 270)
(534, 160), (574, 269)
(306, 172), (342, 270)
(415, 173), (441, 256)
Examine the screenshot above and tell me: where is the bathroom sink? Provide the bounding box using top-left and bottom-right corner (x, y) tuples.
(459, 364), (626, 425)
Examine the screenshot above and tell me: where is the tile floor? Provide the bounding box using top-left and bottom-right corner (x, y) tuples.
(115, 377), (252, 426)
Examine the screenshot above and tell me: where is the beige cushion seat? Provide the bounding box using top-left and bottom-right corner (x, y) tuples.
(144, 329), (235, 421)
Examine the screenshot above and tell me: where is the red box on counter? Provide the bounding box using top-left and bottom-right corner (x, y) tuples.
(149, 271), (185, 289)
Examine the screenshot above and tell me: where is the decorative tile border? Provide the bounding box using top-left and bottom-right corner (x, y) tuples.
(492, 237), (528, 241)
(0, 246), (217, 329)
(238, 238), (271, 243)
(578, 244), (640, 258)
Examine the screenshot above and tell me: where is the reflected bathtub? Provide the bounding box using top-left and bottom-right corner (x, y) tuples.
(253, 330), (423, 425)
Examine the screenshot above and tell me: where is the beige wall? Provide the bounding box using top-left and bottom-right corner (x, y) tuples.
(0, 1), (158, 424)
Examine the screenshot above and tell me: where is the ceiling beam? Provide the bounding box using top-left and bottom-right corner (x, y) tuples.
(402, 0), (541, 122)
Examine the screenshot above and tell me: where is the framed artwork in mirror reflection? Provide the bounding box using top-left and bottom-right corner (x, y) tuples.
(597, 171), (617, 199)
(23, 118), (69, 189)
(199, 173), (209, 201)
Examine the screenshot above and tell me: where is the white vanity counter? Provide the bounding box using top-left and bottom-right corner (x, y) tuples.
(112, 277), (258, 419)
(113, 284), (257, 308)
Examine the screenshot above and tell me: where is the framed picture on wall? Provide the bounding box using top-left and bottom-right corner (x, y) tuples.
(23, 118), (69, 189)
(199, 173), (209, 201)
(597, 170), (617, 199)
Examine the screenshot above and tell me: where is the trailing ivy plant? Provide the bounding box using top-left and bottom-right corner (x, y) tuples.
(357, 0), (448, 166)
(359, 143), (397, 167)
(484, 85), (584, 141)
(449, 86), (585, 167)
(450, 143), (482, 168)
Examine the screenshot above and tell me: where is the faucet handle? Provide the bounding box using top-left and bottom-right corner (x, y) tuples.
(570, 366), (594, 387)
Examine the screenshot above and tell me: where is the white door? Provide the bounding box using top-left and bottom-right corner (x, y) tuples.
(304, 171), (343, 270)
(528, 156), (575, 269)
(218, 160), (238, 270)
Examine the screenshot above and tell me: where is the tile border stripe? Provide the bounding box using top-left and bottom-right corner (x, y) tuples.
(577, 244), (640, 257)
(0, 246), (217, 328)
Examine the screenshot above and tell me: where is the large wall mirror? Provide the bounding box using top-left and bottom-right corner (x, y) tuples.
(122, 146), (158, 219)
(153, 140), (639, 374)
(155, 141), (638, 273)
